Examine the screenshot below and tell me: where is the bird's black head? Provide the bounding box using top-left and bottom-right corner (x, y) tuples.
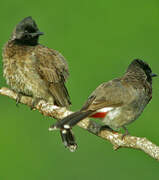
(11, 16), (44, 46)
(127, 59), (157, 83)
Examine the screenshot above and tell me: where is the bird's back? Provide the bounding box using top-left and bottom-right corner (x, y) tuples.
(2, 42), (71, 107)
(34, 44), (71, 107)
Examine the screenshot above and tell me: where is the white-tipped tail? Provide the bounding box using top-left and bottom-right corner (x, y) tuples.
(64, 124), (70, 129)
(68, 144), (78, 152)
(48, 126), (58, 131)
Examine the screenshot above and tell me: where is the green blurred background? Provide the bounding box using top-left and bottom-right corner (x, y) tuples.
(0, 0), (159, 179)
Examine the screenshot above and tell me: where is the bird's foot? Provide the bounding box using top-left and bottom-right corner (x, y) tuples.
(121, 126), (130, 139)
(30, 98), (44, 110)
(16, 93), (23, 107)
(100, 125), (114, 132)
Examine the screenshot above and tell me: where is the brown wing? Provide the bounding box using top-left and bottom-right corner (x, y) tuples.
(35, 45), (71, 107)
(81, 78), (134, 111)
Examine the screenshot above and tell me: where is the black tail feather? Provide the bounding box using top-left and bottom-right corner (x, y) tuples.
(66, 110), (93, 127)
(49, 110), (93, 152)
(60, 129), (77, 152)
(56, 111), (82, 128)
(51, 110), (93, 130)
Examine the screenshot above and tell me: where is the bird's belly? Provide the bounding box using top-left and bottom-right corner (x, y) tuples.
(91, 107), (124, 129)
(3, 58), (52, 101)
(102, 107), (123, 129)
(102, 105), (145, 130)
(91, 106), (142, 130)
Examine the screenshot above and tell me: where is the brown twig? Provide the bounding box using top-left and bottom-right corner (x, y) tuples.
(1, 87), (159, 161)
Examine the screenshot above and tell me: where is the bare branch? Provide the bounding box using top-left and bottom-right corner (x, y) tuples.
(1, 87), (159, 161)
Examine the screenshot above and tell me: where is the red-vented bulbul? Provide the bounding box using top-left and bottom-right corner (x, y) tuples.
(2, 16), (75, 149)
(3, 16), (71, 107)
(50, 59), (157, 151)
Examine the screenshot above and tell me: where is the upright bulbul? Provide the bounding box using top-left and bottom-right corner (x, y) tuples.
(3, 16), (71, 107)
(3, 16), (75, 150)
(50, 59), (157, 151)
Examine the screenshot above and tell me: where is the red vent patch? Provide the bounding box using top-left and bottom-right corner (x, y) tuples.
(91, 112), (108, 118)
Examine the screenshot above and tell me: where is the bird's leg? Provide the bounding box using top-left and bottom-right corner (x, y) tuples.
(122, 126), (130, 139)
(16, 93), (23, 106)
(30, 98), (44, 110)
(100, 125), (118, 135)
(100, 125), (114, 132)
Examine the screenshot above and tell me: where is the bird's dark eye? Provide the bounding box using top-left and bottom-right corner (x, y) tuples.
(147, 69), (152, 74)
(25, 26), (36, 33)
(24, 32), (32, 39)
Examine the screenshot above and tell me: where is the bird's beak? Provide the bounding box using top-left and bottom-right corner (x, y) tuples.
(36, 31), (44, 36)
(31, 31), (44, 37)
(151, 73), (157, 77)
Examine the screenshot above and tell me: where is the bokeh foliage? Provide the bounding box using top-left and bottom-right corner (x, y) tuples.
(0, 0), (159, 179)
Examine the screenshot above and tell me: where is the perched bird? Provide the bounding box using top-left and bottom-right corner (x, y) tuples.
(50, 59), (157, 151)
(2, 16), (75, 150)
(2, 16), (71, 108)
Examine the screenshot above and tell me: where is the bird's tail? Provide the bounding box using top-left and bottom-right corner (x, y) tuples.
(49, 110), (93, 151)
(49, 110), (93, 131)
(49, 82), (71, 108)
(60, 129), (77, 152)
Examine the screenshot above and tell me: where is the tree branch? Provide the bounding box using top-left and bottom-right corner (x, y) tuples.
(1, 87), (159, 161)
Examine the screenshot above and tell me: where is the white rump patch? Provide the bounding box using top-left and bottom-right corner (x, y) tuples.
(64, 124), (70, 129)
(106, 107), (121, 119)
(62, 129), (67, 134)
(97, 107), (113, 113)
